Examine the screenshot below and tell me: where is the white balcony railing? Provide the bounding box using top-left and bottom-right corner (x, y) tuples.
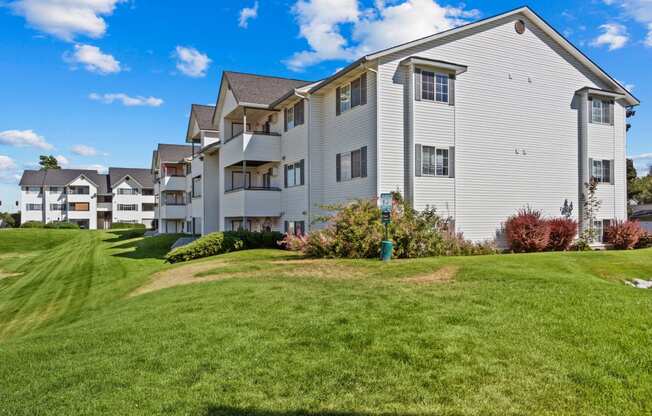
(160, 176), (186, 191)
(222, 132), (281, 167)
(159, 204), (186, 219)
(222, 187), (282, 218)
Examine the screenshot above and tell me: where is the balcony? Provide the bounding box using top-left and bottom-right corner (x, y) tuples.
(159, 204), (186, 219)
(160, 175), (186, 191)
(97, 202), (112, 211)
(222, 132), (281, 167)
(222, 187), (282, 218)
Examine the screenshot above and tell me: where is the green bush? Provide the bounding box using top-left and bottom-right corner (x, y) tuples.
(45, 221), (80, 229)
(286, 193), (498, 259)
(0, 212), (16, 228)
(111, 222), (146, 230)
(165, 232), (244, 263)
(224, 230), (283, 249)
(21, 221), (44, 228)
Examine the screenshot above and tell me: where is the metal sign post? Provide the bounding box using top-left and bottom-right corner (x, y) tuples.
(380, 193), (393, 261)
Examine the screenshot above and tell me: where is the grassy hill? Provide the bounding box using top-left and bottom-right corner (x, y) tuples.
(0, 229), (651, 415)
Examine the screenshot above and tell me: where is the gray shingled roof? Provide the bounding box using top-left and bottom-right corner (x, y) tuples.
(224, 71), (312, 106)
(19, 169), (110, 194)
(108, 167), (154, 188)
(192, 104), (217, 130)
(157, 144), (193, 163)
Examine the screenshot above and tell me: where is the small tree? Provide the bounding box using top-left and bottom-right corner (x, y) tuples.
(39, 155), (61, 170)
(580, 178), (602, 243)
(560, 199), (574, 219)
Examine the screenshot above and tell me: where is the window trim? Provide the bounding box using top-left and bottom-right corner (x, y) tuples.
(591, 159), (612, 184)
(421, 70), (449, 103)
(336, 146), (367, 182)
(421, 145), (450, 177)
(117, 204), (138, 211)
(285, 160), (304, 188)
(336, 73), (368, 115)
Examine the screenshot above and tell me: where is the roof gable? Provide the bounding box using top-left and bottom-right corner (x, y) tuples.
(222, 71), (312, 106)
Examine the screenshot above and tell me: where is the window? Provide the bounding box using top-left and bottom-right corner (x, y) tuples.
(592, 159), (612, 183)
(285, 221), (305, 236)
(98, 195), (112, 203)
(118, 204), (138, 211)
(421, 146), (450, 177)
(49, 187), (63, 194)
(68, 186), (89, 195)
(25, 186), (42, 194)
(591, 99), (612, 124)
(118, 188), (138, 195)
(185, 163), (192, 175)
(263, 170), (272, 188)
(68, 202), (89, 211)
(142, 203), (156, 211)
(164, 164), (184, 177)
(26, 204), (42, 211)
(421, 71), (449, 103)
(593, 219), (611, 243)
(336, 146), (367, 182)
(142, 188), (154, 196)
(336, 73), (367, 115)
(231, 219), (252, 231)
(163, 192), (185, 205)
(192, 176), (202, 198)
(50, 203), (64, 211)
(285, 160), (304, 187)
(287, 106), (294, 130)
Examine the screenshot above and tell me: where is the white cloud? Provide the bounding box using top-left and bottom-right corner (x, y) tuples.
(55, 155), (70, 167)
(629, 153), (652, 176)
(81, 163), (107, 173)
(89, 93), (164, 107)
(63, 44), (121, 74)
(71, 144), (105, 157)
(602, 0), (652, 46)
(173, 46), (211, 77)
(0, 155), (19, 184)
(239, 2), (259, 28)
(0, 129), (54, 150)
(592, 23), (629, 50)
(8, 0), (126, 41)
(285, 0), (479, 71)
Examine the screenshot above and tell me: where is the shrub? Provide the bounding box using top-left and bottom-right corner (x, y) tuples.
(45, 221), (80, 229)
(636, 232), (652, 249)
(21, 221), (44, 228)
(284, 194), (499, 259)
(505, 208), (550, 253)
(0, 212), (16, 228)
(547, 218), (578, 251)
(605, 220), (644, 250)
(111, 222), (146, 229)
(165, 232), (244, 263)
(224, 230), (283, 249)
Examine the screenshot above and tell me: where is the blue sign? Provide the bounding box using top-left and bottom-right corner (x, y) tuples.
(380, 193), (392, 214)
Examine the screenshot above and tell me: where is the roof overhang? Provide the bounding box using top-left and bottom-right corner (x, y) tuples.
(576, 87), (627, 100)
(400, 57), (468, 75)
(200, 141), (220, 155)
(111, 175), (144, 189)
(65, 173), (99, 189)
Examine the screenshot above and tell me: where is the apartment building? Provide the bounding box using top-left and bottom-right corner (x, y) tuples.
(19, 167), (155, 229)
(153, 6), (639, 242)
(151, 144), (194, 234)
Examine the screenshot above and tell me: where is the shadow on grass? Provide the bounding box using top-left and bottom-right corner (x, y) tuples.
(104, 229), (146, 243)
(112, 234), (183, 260)
(204, 407), (437, 416)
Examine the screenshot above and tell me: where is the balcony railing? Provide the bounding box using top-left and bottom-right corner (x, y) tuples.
(225, 186), (281, 193)
(225, 130), (281, 144)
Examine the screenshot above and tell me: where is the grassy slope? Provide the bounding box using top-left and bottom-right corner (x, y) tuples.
(0, 230), (651, 415)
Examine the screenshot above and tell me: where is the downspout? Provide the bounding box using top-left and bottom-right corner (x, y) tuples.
(362, 64), (380, 199)
(295, 91), (311, 232)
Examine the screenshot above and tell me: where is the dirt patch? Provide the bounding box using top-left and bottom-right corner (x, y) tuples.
(402, 266), (459, 285)
(271, 260), (367, 279)
(129, 261), (229, 297)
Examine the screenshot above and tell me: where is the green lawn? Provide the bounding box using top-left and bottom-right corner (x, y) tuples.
(0, 229), (651, 415)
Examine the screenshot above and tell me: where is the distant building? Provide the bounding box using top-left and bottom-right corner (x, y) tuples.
(18, 167), (155, 229)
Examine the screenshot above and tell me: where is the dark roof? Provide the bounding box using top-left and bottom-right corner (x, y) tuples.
(223, 71), (312, 106)
(157, 143), (193, 163)
(192, 104), (217, 130)
(19, 169), (110, 194)
(108, 167), (154, 188)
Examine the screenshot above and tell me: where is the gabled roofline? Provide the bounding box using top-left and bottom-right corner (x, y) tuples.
(64, 173), (99, 189)
(110, 174), (144, 189)
(308, 6), (639, 106)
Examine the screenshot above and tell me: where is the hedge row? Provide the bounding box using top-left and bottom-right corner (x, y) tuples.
(165, 230), (283, 263)
(111, 222), (146, 229)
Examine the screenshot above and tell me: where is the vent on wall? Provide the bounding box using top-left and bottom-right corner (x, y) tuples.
(515, 19), (526, 34)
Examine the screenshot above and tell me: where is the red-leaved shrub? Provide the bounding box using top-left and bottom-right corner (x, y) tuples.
(605, 220), (644, 250)
(505, 208), (550, 253)
(547, 218), (578, 251)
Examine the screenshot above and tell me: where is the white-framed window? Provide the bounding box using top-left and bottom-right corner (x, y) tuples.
(118, 204), (138, 211)
(336, 146), (367, 182)
(285, 160), (304, 187)
(592, 159), (611, 183)
(117, 188), (138, 195)
(231, 171), (251, 190)
(50, 203), (64, 211)
(422, 146), (449, 176)
(340, 84), (351, 113)
(593, 219), (612, 243)
(422, 71), (449, 103)
(591, 99), (612, 124)
(192, 176), (202, 198)
(142, 203), (155, 212)
(287, 106), (295, 130)
(26, 204), (42, 211)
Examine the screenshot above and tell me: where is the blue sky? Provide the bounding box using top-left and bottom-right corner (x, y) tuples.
(1, 0), (651, 212)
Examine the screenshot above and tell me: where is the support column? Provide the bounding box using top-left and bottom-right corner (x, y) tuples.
(242, 108), (247, 230)
(578, 91), (590, 232)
